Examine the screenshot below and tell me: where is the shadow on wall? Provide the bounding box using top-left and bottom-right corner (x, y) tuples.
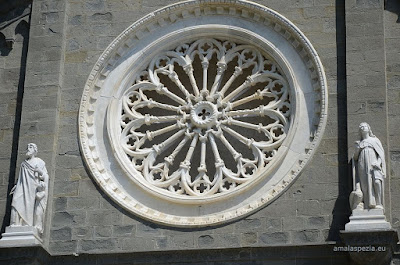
(385, 0), (400, 22)
(0, 33), (13, 56)
(0, 0), (31, 56)
(0, 0), (32, 234)
(327, 0), (351, 241)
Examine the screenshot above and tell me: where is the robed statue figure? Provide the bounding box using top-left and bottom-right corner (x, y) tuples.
(350, 123), (386, 210)
(10, 143), (49, 234)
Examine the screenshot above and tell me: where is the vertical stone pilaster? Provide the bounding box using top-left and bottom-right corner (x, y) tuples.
(345, 0), (390, 218)
(17, 0), (68, 249)
(384, 0), (400, 238)
(0, 1), (32, 234)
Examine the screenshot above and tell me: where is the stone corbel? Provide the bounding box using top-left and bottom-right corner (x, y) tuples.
(0, 25), (16, 49)
(340, 230), (398, 265)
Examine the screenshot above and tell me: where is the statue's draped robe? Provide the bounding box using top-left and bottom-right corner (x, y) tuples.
(357, 137), (385, 208)
(34, 174), (48, 233)
(11, 158), (47, 226)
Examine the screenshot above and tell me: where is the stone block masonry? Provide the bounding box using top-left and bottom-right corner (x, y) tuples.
(0, 1), (32, 234)
(47, 0), (346, 255)
(0, 244), (350, 264)
(0, 0), (396, 264)
(385, 0), (400, 248)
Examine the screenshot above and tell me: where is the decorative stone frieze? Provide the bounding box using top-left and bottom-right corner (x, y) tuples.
(79, 0), (328, 227)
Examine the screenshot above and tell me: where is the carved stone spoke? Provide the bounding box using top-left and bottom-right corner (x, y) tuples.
(117, 38), (291, 197)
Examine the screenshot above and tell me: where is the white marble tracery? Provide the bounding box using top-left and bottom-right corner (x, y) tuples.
(79, 0), (328, 227)
(116, 38), (290, 197)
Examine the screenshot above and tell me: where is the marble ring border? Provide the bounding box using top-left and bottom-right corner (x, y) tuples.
(107, 27), (299, 204)
(78, 0), (328, 227)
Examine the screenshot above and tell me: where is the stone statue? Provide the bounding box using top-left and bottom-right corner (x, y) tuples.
(350, 122), (386, 211)
(10, 143), (48, 234)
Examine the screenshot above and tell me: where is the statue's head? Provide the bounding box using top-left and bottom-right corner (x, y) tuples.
(359, 122), (375, 138)
(26, 143), (38, 157)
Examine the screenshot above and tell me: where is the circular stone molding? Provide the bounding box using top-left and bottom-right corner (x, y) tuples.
(79, 0), (328, 227)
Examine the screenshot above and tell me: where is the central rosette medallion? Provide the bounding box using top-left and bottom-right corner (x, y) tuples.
(190, 101), (218, 129)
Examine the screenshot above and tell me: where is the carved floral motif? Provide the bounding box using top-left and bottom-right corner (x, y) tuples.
(117, 38), (290, 197)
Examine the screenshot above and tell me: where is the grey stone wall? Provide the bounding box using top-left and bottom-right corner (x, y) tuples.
(0, 244), (350, 265)
(0, 0), (31, 233)
(41, 0), (349, 256)
(385, 0), (400, 243)
(345, 0), (390, 216)
(3, 0), (399, 263)
(14, 0), (68, 247)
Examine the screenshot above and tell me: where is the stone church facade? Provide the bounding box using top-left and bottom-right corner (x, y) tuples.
(0, 0), (399, 264)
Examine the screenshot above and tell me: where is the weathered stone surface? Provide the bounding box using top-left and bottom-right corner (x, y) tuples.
(80, 238), (117, 252)
(197, 235), (215, 247)
(94, 226), (112, 238)
(67, 197), (100, 210)
(0, 0), (397, 264)
(72, 227), (93, 240)
(259, 232), (289, 245)
(236, 218), (262, 231)
(240, 232), (258, 246)
(53, 181), (79, 197)
(50, 227), (72, 241)
(265, 218), (282, 232)
(136, 223), (162, 237)
(87, 210), (122, 226)
(305, 216), (330, 229)
(215, 234), (240, 248)
(112, 225), (134, 237)
(52, 211), (87, 228)
(297, 200), (321, 216)
(169, 234), (194, 249)
(0, 245), (349, 264)
(292, 230), (321, 244)
(385, 1), (400, 244)
(49, 240), (77, 254)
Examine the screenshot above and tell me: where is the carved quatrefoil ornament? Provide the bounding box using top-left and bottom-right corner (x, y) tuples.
(79, 0), (328, 227)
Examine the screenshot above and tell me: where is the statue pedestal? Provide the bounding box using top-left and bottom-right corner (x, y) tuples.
(345, 208), (391, 231)
(340, 230), (398, 265)
(0, 226), (42, 247)
(342, 208), (397, 265)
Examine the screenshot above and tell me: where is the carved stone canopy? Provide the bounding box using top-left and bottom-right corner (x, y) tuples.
(79, 0), (328, 227)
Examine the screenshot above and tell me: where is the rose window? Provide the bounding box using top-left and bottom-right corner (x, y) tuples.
(80, 0), (328, 226)
(117, 38), (290, 197)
